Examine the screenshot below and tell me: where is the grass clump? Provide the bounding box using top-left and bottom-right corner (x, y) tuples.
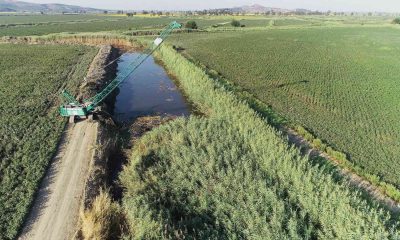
(81, 189), (123, 240)
(185, 20), (198, 29)
(231, 19), (241, 27)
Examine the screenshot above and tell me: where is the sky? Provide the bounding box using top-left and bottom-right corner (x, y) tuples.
(23, 0), (400, 12)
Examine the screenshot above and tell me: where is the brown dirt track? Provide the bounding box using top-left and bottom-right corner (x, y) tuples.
(19, 122), (98, 240)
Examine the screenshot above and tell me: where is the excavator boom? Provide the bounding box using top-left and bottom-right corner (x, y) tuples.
(59, 21), (182, 120)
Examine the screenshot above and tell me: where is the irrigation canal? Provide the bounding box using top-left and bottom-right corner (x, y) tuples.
(112, 53), (190, 122)
(108, 52), (191, 200)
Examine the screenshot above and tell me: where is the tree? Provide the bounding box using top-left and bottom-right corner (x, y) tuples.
(103, 10), (108, 14)
(231, 20), (241, 27)
(392, 18), (400, 24)
(185, 20), (198, 29)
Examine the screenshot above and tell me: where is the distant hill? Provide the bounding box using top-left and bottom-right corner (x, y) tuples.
(231, 4), (292, 13)
(0, 0), (103, 13)
(0, 6), (16, 12)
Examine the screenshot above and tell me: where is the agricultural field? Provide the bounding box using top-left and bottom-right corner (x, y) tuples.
(0, 14), (391, 37)
(0, 14), (119, 25)
(169, 26), (400, 190)
(0, 43), (96, 239)
(1, 11), (400, 239)
(0, 15), (276, 36)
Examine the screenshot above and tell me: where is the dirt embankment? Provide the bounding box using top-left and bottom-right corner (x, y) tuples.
(18, 44), (119, 240)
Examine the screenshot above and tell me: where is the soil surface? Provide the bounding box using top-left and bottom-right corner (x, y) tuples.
(19, 122), (98, 240)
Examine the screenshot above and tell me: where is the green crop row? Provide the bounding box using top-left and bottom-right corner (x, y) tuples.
(0, 44), (97, 239)
(120, 43), (399, 239)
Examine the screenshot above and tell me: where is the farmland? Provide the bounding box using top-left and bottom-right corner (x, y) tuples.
(0, 44), (96, 239)
(0, 14), (393, 37)
(0, 15), (278, 36)
(0, 11), (400, 239)
(169, 27), (400, 190)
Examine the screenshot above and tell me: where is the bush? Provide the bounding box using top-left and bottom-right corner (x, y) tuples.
(312, 138), (326, 151)
(392, 18), (400, 24)
(231, 20), (241, 27)
(185, 20), (198, 29)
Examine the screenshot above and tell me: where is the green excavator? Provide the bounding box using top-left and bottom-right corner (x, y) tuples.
(59, 21), (182, 123)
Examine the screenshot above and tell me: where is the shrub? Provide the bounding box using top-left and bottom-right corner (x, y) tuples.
(312, 138), (326, 151)
(231, 20), (241, 27)
(392, 18), (400, 24)
(185, 20), (198, 29)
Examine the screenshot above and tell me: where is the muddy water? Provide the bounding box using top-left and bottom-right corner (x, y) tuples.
(112, 53), (190, 122)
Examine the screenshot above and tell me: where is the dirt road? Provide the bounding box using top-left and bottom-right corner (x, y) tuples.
(19, 121), (98, 240)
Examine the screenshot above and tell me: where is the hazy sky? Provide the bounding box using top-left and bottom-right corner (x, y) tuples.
(24, 0), (400, 12)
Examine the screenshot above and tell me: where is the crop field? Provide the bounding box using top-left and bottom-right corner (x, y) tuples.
(1, 12), (400, 239)
(169, 27), (400, 190)
(0, 44), (96, 239)
(0, 14), (390, 37)
(0, 15), (278, 37)
(0, 17), (174, 36)
(0, 14), (119, 25)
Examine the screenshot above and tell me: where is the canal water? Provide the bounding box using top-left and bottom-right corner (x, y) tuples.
(112, 53), (190, 122)
(109, 52), (190, 200)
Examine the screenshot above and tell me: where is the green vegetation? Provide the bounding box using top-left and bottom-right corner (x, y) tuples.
(1, 14), (399, 238)
(0, 14), (119, 25)
(0, 16), (253, 36)
(121, 44), (399, 239)
(185, 20), (198, 29)
(170, 27), (400, 192)
(0, 17), (174, 36)
(231, 19), (241, 27)
(0, 15), (392, 37)
(392, 18), (400, 24)
(0, 43), (96, 239)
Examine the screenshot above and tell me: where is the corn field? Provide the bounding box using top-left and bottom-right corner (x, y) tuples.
(0, 43), (96, 239)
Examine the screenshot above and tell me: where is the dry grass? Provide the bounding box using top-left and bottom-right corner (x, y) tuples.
(80, 189), (123, 240)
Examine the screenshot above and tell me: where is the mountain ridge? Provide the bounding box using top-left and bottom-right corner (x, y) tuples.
(0, 0), (103, 13)
(231, 4), (292, 13)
